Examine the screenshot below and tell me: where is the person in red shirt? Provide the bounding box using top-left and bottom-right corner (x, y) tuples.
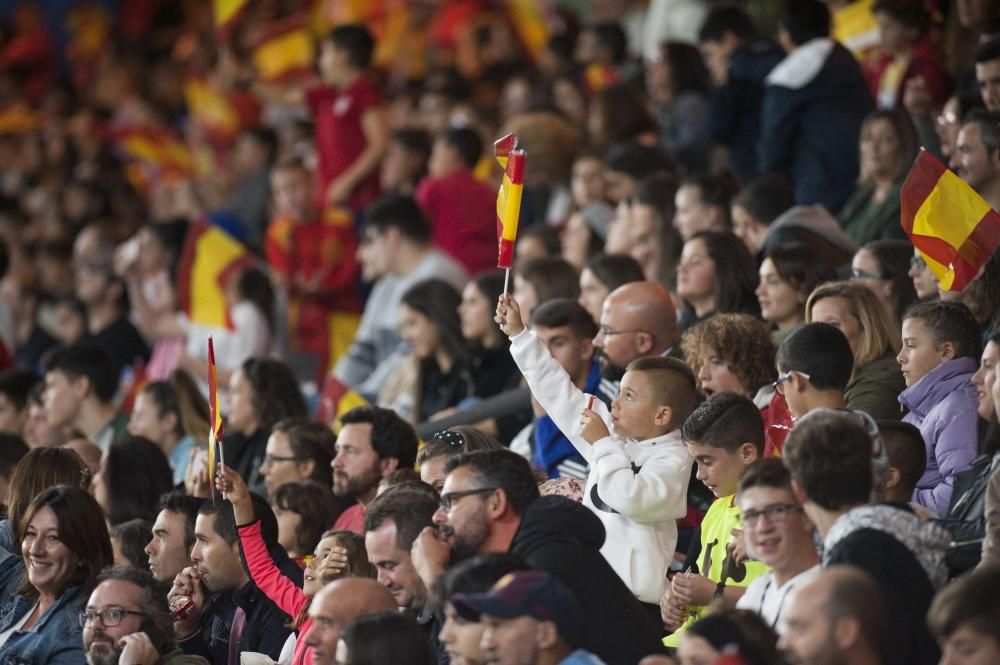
(416, 127), (499, 275)
(265, 157), (362, 383)
(307, 24), (389, 211)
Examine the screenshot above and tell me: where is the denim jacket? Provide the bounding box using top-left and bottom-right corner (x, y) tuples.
(0, 584), (87, 665)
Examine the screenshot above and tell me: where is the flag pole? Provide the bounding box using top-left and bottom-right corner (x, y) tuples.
(503, 267), (510, 297)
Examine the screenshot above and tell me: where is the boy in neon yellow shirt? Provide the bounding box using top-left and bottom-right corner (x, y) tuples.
(662, 392), (770, 647)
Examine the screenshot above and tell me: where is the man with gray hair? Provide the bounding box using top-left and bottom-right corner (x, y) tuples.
(83, 566), (207, 665)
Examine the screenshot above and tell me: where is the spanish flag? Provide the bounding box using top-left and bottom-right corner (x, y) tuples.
(495, 133), (526, 269)
(901, 149), (1000, 292)
(115, 126), (193, 177)
(315, 375), (368, 431)
(206, 337), (224, 480)
(177, 219), (255, 328)
(183, 77), (242, 144)
(214, 0), (249, 40)
(252, 17), (315, 83)
(0, 106), (40, 134)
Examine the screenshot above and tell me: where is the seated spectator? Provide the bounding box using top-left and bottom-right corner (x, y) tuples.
(760, 0), (873, 213)
(0, 486), (113, 665)
(782, 409), (948, 665)
(379, 279), (468, 424)
(569, 154), (608, 211)
(42, 342), (128, 451)
(83, 565), (210, 665)
(0, 436), (27, 514)
(302, 578), (397, 665)
(416, 127), (497, 275)
(753, 203), (858, 271)
(898, 301), (981, 515)
(258, 418), (336, 500)
(415, 449), (666, 664)
(273, 481), (342, 563)
(499, 292), (697, 607)
(603, 143), (675, 205)
(587, 83), (659, 154)
(513, 226), (562, 269)
(562, 203), (613, 271)
(661, 393), (768, 647)
(577, 254), (645, 324)
(807, 282), (906, 421)
(331, 406), (420, 534)
(380, 129), (431, 196)
(838, 110), (917, 245)
(452, 570), (603, 665)
(673, 173), (736, 240)
(629, 173), (682, 289)
(698, 5), (785, 182)
(128, 371), (209, 486)
(337, 612), (430, 665)
(222, 357), (308, 497)
(512, 258), (580, 325)
(756, 244), (838, 345)
(851, 239), (918, 325)
(110, 518), (152, 569)
(145, 492), (205, 585)
(928, 564), (1000, 662)
(0, 369), (38, 436)
(877, 420), (929, 511)
(224, 127), (276, 248)
(677, 610), (780, 665)
(774, 323), (854, 420)
(949, 110), (1000, 217)
(734, 460), (819, 634)
(976, 38), (1000, 112)
(23, 381), (62, 448)
(417, 427), (504, 493)
(677, 231), (759, 333)
(645, 42), (713, 175)
(93, 436), (175, 526)
(730, 174), (796, 256)
(780, 566), (888, 665)
(867, 0), (950, 111)
(334, 195), (467, 402)
(960, 249), (1000, 337)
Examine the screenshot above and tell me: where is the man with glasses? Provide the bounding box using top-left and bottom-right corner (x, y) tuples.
(258, 417), (337, 499)
(734, 459), (819, 634)
(84, 565), (208, 665)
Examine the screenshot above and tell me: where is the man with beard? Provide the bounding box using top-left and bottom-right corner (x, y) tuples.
(83, 566), (207, 665)
(411, 449), (665, 665)
(592, 281), (681, 401)
(950, 110), (1000, 212)
(780, 566), (887, 665)
(330, 406), (420, 533)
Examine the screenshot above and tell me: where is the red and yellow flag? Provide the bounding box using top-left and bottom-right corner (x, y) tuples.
(115, 126), (193, 177)
(901, 149), (1000, 292)
(495, 133), (526, 269)
(252, 18), (315, 83)
(177, 219), (255, 328)
(207, 337), (224, 477)
(214, 0), (249, 39)
(183, 77), (242, 144)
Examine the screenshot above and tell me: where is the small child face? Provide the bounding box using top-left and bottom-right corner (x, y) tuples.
(610, 371), (667, 441)
(686, 441), (750, 498)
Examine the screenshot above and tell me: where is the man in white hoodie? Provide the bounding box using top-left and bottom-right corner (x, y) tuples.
(496, 293), (696, 609)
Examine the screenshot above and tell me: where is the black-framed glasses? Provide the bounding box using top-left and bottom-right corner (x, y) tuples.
(772, 371), (810, 396)
(439, 487), (497, 512)
(596, 327), (650, 339)
(850, 268), (889, 280)
(740, 503), (803, 527)
(262, 453), (305, 467)
(79, 608), (147, 628)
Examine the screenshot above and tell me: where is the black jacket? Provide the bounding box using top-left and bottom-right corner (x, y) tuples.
(510, 496), (665, 665)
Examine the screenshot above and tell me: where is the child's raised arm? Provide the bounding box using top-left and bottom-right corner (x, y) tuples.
(495, 293), (526, 337)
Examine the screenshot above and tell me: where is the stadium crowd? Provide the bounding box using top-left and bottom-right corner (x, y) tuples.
(3, 0), (1000, 664)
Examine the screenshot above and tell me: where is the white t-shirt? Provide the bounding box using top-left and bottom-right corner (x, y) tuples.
(736, 564), (820, 634)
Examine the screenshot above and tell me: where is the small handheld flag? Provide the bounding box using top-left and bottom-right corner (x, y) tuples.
(900, 148), (1000, 292)
(207, 337), (225, 499)
(495, 133), (526, 271)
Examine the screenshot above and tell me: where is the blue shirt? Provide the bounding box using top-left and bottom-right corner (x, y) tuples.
(169, 435), (198, 486)
(532, 360), (603, 478)
(560, 649), (606, 665)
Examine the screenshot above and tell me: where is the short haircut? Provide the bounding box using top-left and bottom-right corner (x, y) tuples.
(902, 301), (982, 361)
(199, 493), (278, 548)
(0, 369), (39, 412)
(783, 409), (873, 510)
(340, 612), (429, 665)
(444, 450), (540, 516)
(928, 564), (1000, 645)
(781, 0), (831, 45)
(699, 5), (757, 43)
(681, 391), (765, 455)
(517, 257), (580, 306)
(339, 406), (419, 470)
(681, 173), (738, 228)
(364, 487), (439, 550)
(433, 552), (529, 605)
(327, 24), (374, 69)
(392, 128), (432, 157)
(732, 174), (795, 227)
(681, 313), (777, 396)
(877, 420), (927, 497)
(364, 194), (431, 244)
(975, 37), (1000, 65)
(416, 426), (504, 466)
(530, 298), (598, 340)
(764, 244), (838, 301)
(109, 519), (153, 570)
(583, 253), (645, 292)
(872, 0), (930, 33)
(42, 342), (118, 403)
(96, 565), (175, 654)
(274, 481), (342, 555)
(0, 434), (27, 480)
(241, 126), (279, 166)
(158, 492), (205, 551)
(587, 22), (628, 64)
(737, 458), (794, 496)
(439, 127), (482, 169)
(965, 109), (1000, 157)
(625, 356), (698, 429)
(823, 566), (888, 650)
(274, 418), (336, 487)
(776, 323), (855, 391)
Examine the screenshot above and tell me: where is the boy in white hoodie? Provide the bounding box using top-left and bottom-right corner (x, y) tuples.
(496, 293), (696, 606)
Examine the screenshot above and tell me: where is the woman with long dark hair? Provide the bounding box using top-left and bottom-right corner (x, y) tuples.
(676, 231), (759, 333)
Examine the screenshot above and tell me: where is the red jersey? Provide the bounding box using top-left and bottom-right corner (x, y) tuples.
(416, 168), (499, 275)
(306, 77), (382, 210)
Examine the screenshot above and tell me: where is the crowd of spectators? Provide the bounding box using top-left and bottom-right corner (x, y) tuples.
(3, 0), (1000, 664)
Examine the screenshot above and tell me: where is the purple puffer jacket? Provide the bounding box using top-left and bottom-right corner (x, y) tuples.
(899, 356), (979, 516)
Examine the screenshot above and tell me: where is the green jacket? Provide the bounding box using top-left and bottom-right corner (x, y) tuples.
(838, 180), (908, 246)
(845, 353), (906, 421)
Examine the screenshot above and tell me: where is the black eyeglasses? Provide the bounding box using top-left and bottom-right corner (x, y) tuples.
(740, 503), (803, 527)
(439, 487), (497, 512)
(79, 608), (147, 628)
(261, 453), (305, 467)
